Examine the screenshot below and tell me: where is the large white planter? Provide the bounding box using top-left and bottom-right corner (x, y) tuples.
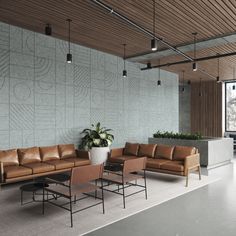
(89, 147), (110, 165)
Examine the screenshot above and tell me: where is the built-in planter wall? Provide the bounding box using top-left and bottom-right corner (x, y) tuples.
(0, 21), (179, 149)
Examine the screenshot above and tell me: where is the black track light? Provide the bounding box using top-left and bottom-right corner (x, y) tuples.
(66, 19), (72, 64)
(122, 44), (127, 78)
(233, 85), (236, 90)
(157, 80), (161, 86)
(216, 76), (220, 83)
(192, 62), (197, 71)
(151, 39), (157, 51)
(188, 80), (191, 85)
(147, 62), (152, 68)
(182, 87), (185, 92)
(45, 24), (52, 36)
(67, 53), (72, 64)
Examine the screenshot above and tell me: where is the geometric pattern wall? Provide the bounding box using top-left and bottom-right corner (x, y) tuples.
(0, 21), (179, 149)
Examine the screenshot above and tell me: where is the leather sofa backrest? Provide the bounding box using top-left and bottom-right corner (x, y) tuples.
(155, 144), (174, 160)
(58, 144), (76, 159)
(173, 146), (196, 161)
(123, 142), (139, 156)
(18, 147), (41, 165)
(0, 149), (19, 166)
(40, 145), (60, 161)
(138, 144), (157, 158)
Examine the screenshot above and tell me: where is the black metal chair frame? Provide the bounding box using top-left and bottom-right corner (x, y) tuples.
(42, 173), (105, 227)
(102, 164), (147, 209)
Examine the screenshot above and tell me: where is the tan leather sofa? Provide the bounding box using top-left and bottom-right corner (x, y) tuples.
(108, 142), (201, 187)
(0, 144), (90, 184)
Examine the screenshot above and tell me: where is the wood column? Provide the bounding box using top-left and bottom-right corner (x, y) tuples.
(191, 80), (223, 137)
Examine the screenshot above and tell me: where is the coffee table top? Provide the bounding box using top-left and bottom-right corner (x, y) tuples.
(104, 163), (123, 172)
(20, 182), (49, 192)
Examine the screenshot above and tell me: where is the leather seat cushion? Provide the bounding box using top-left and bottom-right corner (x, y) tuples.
(0, 149), (19, 166)
(40, 145), (60, 161)
(138, 144), (157, 158)
(123, 142), (139, 156)
(64, 157), (90, 166)
(173, 146), (196, 160)
(18, 147), (41, 164)
(160, 160), (184, 172)
(58, 144), (76, 159)
(109, 155), (138, 164)
(45, 160), (74, 170)
(22, 162), (55, 174)
(4, 166), (32, 179)
(155, 145), (174, 160)
(146, 158), (170, 169)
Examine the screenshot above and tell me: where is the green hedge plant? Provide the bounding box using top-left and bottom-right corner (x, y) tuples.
(153, 131), (202, 140)
(79, 122), (114, 150)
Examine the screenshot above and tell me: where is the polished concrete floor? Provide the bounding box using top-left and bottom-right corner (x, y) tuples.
(86, 157), (236, 236)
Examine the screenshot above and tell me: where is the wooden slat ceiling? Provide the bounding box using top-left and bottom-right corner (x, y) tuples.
(1, 0), (236, 81)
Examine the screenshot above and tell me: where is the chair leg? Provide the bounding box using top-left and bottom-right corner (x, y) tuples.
(122, 183), (126, 209)
(101, 179), (105, 214)
(198, 165), (201, 180)
(144, 170), (147, 200)
(185, 169), (189, 187)
(69, 197), (73, 228)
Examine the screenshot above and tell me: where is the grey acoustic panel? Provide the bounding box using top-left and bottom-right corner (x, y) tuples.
(0, 21), (179, 150)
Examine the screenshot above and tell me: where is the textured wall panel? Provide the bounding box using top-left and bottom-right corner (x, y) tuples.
(0, 21), (178, 149)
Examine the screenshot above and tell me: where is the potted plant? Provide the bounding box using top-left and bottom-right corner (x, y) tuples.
(79, 122), (114, 164)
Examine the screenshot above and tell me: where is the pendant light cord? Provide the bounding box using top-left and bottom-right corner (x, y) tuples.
(158, 59), (160, 78)
(193, 33), (197, 59)
(67, 19), (71, 54)
(123, 44), (126, 70)
(217, 56), (220, 78)
(182, 70), (185, 87)
(153, 0), (156, 38)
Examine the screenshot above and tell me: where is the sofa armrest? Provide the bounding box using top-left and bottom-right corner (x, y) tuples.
(0, 162), (4, 183)
(76, 150), (90, 159)
(184, 153), (200, 175)
(109, 148), (124, 158)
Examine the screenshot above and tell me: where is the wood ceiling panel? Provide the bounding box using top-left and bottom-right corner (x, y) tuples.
(0, 0), (236, 81)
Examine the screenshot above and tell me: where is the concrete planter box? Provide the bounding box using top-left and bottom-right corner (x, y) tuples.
(149, 137), (233, 169)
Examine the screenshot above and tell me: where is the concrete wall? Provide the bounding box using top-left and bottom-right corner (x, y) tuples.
(0, 21), (179, 149)
(179, 84), (191, 133)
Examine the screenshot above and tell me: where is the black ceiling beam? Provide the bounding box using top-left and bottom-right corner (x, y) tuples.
(141, 51), (236, 70)
(90, 0), (194, 62)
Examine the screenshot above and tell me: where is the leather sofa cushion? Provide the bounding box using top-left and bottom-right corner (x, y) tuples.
(160, 160), (184, 172)
(18, 147), (41, 164)
(173, 146), (196, 160)
(22, 162), (55, 174)
(0, 149), (19, 166)
(146, 158), (169, 169)
(4, 165), (32, 179)
(58, 144), (76, 159)
(123, 142), (139, 156)
(138, 144), (157, 158)
(109, 155), (138, 164)
(45, 160), (74, 170)
(64, 157), (90, 167)
(155, 145), (174, 160)
(40, 145), (60, 161)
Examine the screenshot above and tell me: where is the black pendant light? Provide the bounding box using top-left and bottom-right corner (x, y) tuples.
(192, 32), (197, 71)
(216, 54), (220, 83)
(122, 44), (127, 77)
(151, 0), (157, 51)
(157, 59), (161, 86)
(147, 62), (152, 69)
(181, 70), (185, 93)
(66, 19), (72, 63)
(233, 68), (236, 90)
(45, 24), (52, 36)
(188, 80), (191, 85)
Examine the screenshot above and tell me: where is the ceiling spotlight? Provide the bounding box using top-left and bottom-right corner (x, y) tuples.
(66, 19), (72, 63)
(147, 62), (152, 68)
(122, 44), (127, 78)
(45, 24), (52, 36)
(192, 62), (197, 72)
(151, 0), (157, 51)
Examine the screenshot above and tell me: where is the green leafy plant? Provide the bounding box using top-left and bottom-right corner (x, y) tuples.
(79, 122), (114, 150)
(153, 131), (202, 140)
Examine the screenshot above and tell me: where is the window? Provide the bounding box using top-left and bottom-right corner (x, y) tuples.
(225, 82), (236, 131)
